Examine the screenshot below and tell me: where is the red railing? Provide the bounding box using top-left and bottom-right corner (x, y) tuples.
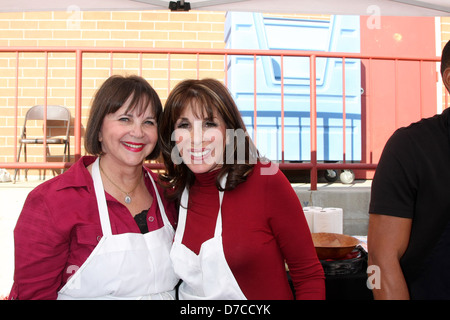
(0, 46), (443, 190)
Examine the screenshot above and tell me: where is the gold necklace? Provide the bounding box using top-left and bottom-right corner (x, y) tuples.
(99, 160), (143, 204)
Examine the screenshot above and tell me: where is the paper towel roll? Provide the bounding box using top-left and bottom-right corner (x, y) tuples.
(324, 207), (343, 234)
(302, 207), (322, 232)
(312, 207), (343, 234)
(313, 210), (333, 233)
(303, 206), (323, 211)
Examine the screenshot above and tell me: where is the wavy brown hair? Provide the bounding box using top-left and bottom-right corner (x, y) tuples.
(159, 78), (260, 202)
(84, 75), (163, 160)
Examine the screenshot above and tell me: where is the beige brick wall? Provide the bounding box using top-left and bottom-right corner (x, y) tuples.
(0, 10), (228, 179)
(442, 17), (450, 44)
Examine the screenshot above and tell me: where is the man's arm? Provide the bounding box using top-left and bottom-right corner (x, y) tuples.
(368, 213), (412, 300)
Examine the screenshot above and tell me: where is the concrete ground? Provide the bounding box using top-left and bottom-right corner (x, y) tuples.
(0, 177), (372, 298)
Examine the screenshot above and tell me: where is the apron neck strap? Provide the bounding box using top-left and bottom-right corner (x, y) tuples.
(214, 174), (227, 237)
(92, 157), (113, 237)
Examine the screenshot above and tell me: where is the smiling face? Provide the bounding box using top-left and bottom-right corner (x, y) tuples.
(99, 96), (158, 167)
(173, 102), (227, 174)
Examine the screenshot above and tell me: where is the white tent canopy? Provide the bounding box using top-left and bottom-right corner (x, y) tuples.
(1, 0), (449, 15)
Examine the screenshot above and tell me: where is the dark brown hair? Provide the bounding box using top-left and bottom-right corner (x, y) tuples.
(159, 78), (260, 201)
(84, 75), (163, 160)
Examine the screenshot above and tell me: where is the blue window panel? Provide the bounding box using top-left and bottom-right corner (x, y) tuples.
(226, 12), (362, 162)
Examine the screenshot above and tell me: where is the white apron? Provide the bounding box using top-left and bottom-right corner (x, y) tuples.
(57, 157), (178, 300)
(170, 175), (247, 300)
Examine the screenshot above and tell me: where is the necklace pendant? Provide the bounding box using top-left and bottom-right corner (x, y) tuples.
(125, 195), (131, 204)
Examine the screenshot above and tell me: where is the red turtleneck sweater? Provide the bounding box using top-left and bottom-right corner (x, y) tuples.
(181, 161), (325, 300)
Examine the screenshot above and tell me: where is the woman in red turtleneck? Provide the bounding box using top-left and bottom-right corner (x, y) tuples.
(159, 78), (325, 300)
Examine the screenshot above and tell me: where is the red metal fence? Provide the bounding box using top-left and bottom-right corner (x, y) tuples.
(0, 46), (443, 190)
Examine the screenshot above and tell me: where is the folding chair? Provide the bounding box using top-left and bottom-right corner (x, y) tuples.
(14, 105), (71, 183)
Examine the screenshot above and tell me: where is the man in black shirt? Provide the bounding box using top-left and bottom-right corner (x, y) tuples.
(368, 39), (450, 299)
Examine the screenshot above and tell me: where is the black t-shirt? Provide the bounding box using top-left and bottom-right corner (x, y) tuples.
(369, 108), (450, 299)
(134, 209), (149, 234)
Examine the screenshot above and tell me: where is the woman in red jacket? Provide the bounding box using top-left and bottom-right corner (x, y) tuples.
(10, 75), (179, 300)
(159, 78), (325, 300)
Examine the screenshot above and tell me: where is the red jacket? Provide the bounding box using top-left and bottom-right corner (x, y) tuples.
(182, 161), (325, 299)
(9, 156), (177, 300)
